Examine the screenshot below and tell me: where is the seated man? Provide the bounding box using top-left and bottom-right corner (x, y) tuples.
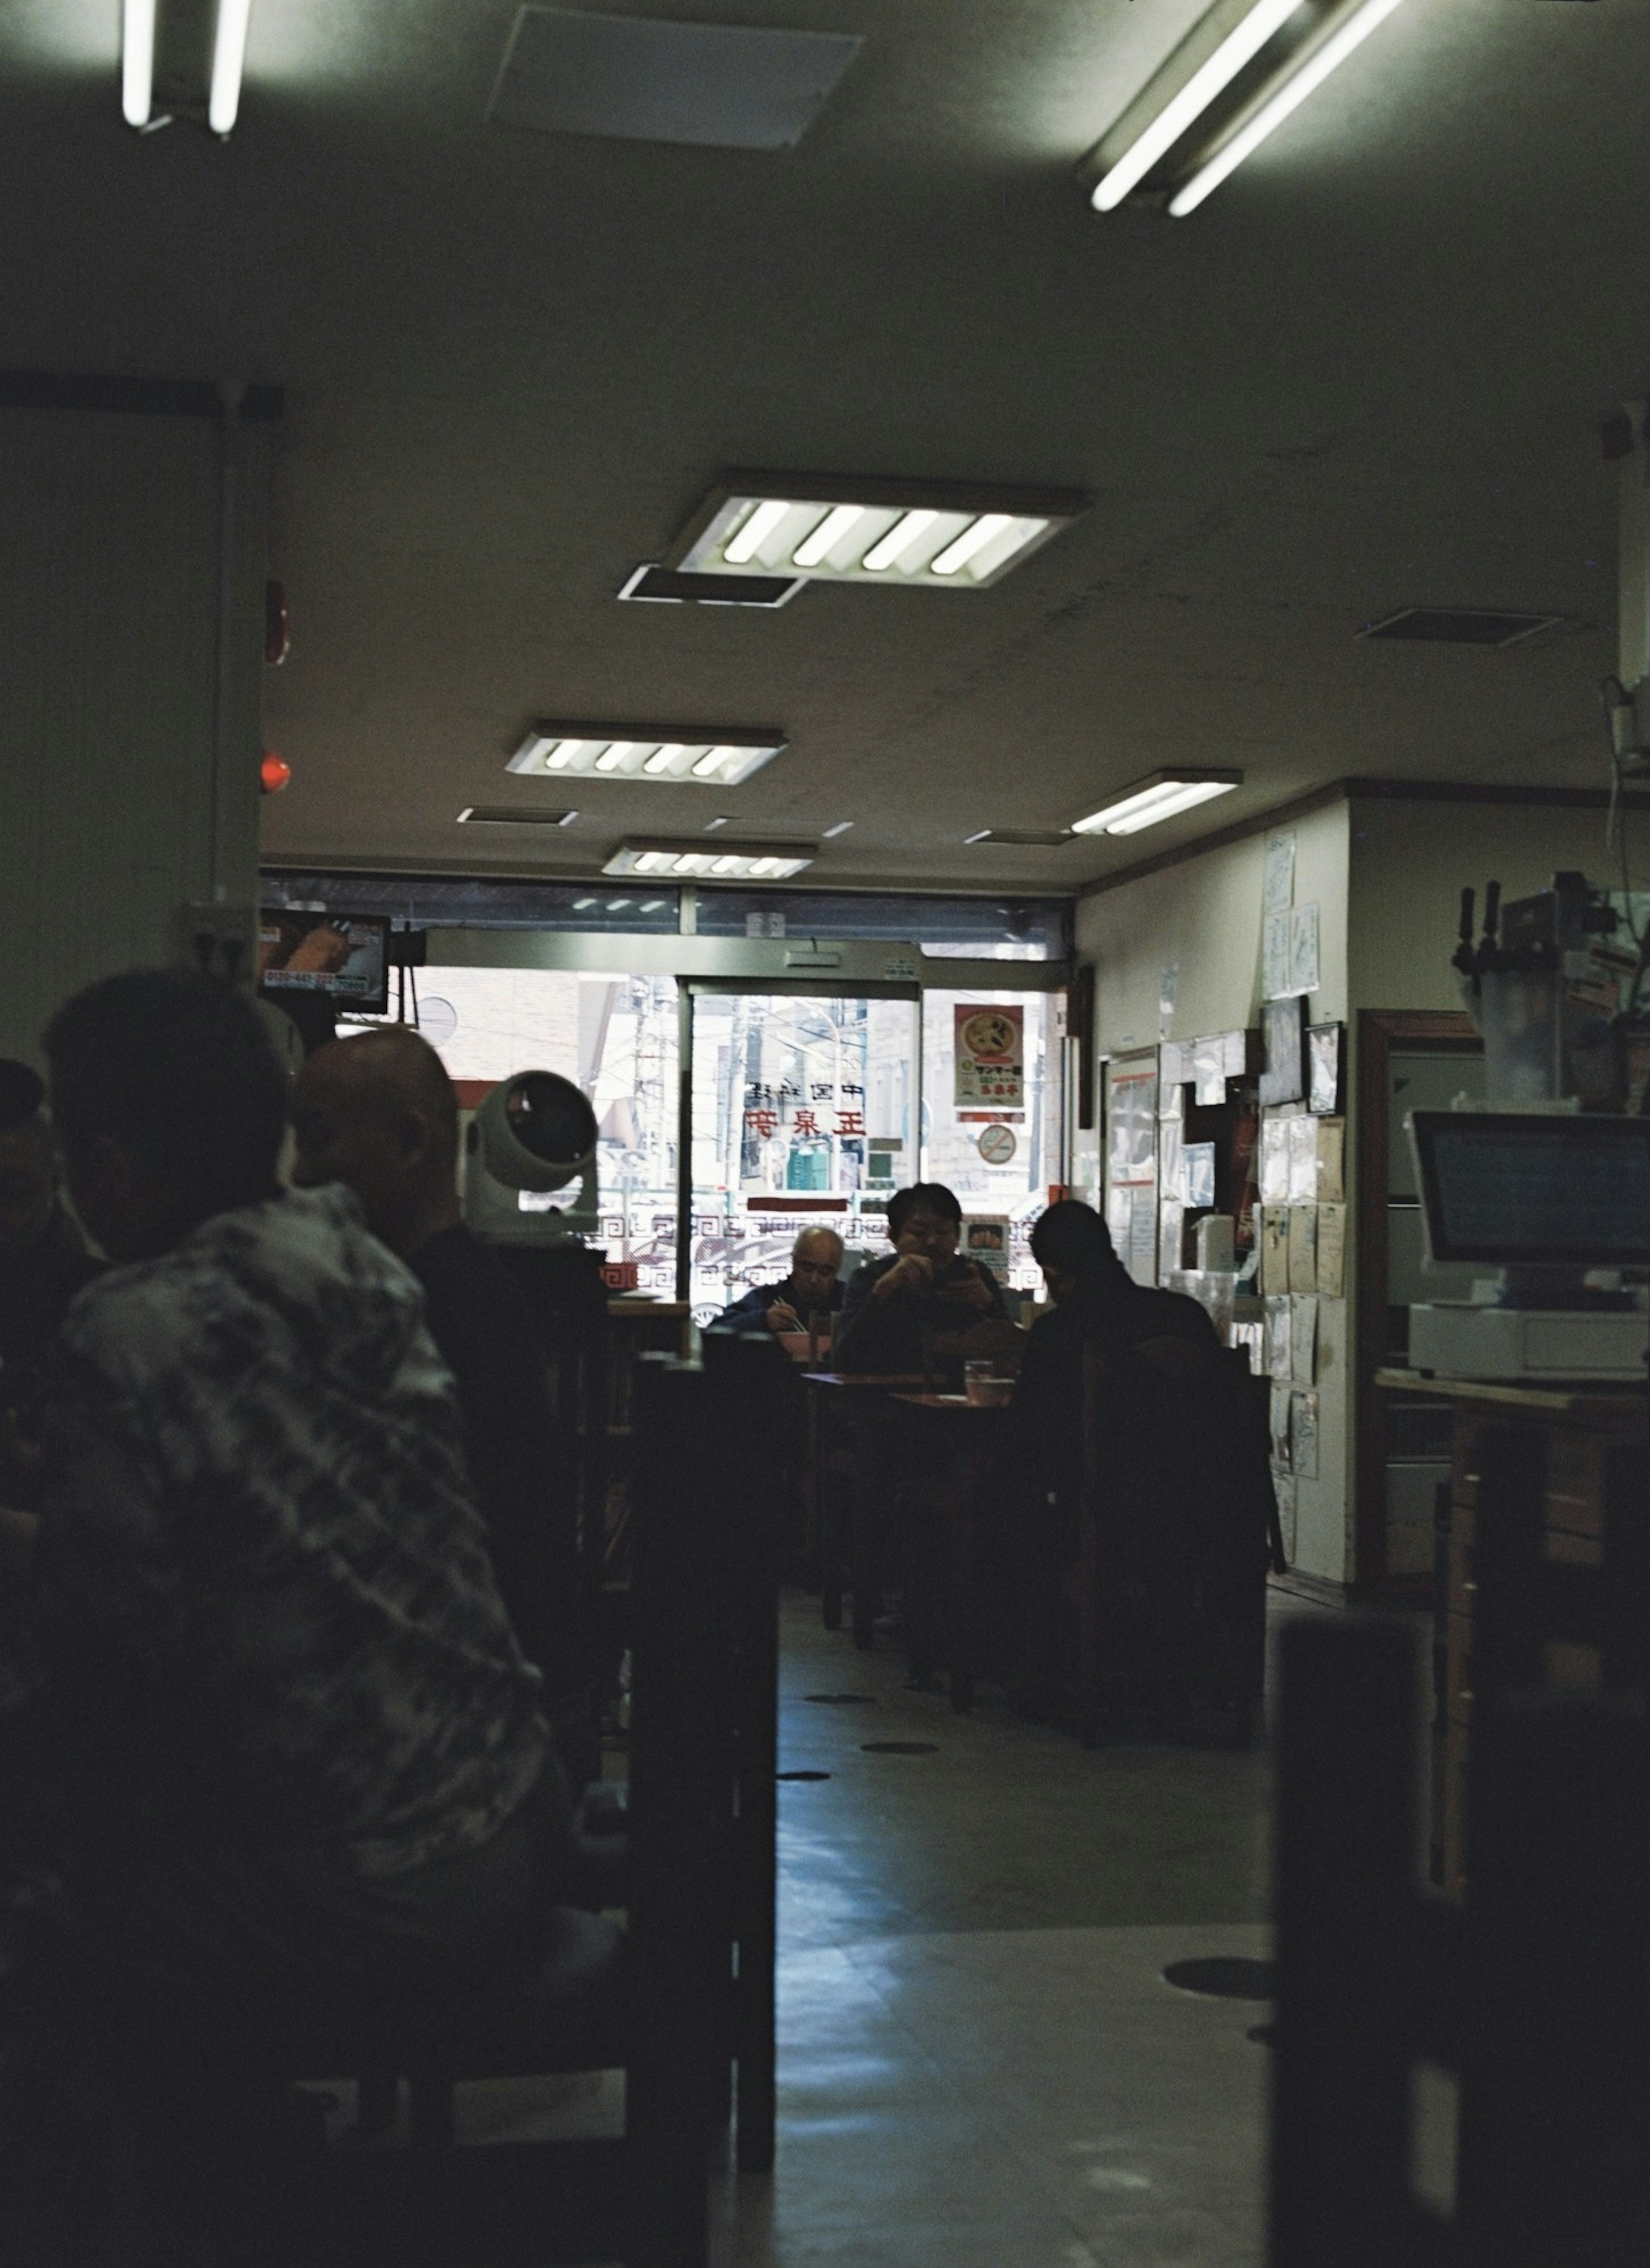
(715, 1226), (844, 1343)
(834, 1180), (1007, 1375)
(288, 1026), (591, 1785)
(12, 972), (565, 2110)
(0, 1061), (103, 1518)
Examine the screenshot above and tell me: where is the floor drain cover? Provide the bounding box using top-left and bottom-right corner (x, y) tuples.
(804, 1693), (877, 1704)
(776, 1770), (831, 1781)
(1162, 1958), (1275, 2001)
(860, 1741), (939, 1755)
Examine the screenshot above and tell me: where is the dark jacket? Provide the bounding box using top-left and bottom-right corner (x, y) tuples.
(714, 1276), (845, 1338)
(0, 1203), (104, 1510)
(834, 1251), (1008, 1376)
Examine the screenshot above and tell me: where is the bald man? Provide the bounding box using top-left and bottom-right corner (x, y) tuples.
(714, 1226), (846, 1340)
(290, 1031), (592, 1779)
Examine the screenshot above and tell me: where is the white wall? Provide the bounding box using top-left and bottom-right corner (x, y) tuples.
(1077, 798), (1352, 1584)
(0, 400), (269, 1063)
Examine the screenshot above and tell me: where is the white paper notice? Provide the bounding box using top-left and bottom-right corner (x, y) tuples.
(1288, 902), (1320, 997)
(1263, 832), (1296, 916)
(1287, 1113), (1319, 1201)
(1262, 910), (1291, 1001)
(1290, 1293), (1317, 1385)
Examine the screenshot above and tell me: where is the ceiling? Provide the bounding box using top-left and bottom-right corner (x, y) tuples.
(5, 0), (1649, 891)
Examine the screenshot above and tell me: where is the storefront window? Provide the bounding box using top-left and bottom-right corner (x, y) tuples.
(688, 992), (918, 1320)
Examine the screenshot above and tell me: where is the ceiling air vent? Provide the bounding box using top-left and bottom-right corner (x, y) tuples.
(457, 806), (579, 827)
(962, 829), (1076, 848)
(1357, 607), (1567, 649)
(487, 9), (862, 150)
(618, 564), (803, 608)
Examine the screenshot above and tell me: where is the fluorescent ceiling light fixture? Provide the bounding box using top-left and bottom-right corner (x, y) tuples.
(122, 0), (157, 126)
(208, 0), (253, 134)
(669, 472), (1088, 590)
(822, 820), (854, 838)
(1088, 0), (1305, 211)
(605, 839), (816, 880)
(1069, 769), (1243, 837)
(507, 723), (785, 786)
(1167, 0), (1408, 215)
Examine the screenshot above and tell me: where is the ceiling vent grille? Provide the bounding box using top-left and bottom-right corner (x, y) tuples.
(962, 829), (1076, 848)
(1357, 607), (1567, 648)
(618, 564), (803, 609)
(457, 806), (579, 827)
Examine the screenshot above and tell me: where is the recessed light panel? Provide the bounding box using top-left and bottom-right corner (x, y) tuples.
(1069, 769), (1243, 837)
(605, 839), (816, 880)
(507, 723), (785, 786)
(1356, 607), (1566, 649)
(669, 472), (1088, 590)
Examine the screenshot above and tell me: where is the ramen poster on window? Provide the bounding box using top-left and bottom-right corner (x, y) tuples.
(954, 1004), (1024, 1109)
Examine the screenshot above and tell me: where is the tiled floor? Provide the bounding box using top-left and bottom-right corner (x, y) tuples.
(701, 1590), (1309, 2268)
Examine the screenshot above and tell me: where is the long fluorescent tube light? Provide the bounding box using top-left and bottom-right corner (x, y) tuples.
(507, 723), (786, 786)
(930, 513), (1016, 577)
(604, 839), (816, 880)
(793, 505), (865, 568)
(1168, 0), (1408, 215)
(862, 510), (938, 572)
(725, 499), (792, 565)
(1090, 0), (1305, 211)
(208, 0), (253, 135)
(669, 473), (1088, 590)
(1069, 769), (1243, 837)
(122, 0), (157, 126)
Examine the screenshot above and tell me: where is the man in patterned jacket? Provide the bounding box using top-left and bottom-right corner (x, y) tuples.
(10, 969), (565, 2121)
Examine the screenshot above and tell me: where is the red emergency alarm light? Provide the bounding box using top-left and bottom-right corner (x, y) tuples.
(260, 751), (292, 796)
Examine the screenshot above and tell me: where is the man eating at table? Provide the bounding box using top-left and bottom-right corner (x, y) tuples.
(715, 1225), (845, 1340)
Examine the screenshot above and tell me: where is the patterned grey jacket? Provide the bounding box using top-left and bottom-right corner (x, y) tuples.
(27, 1184), (550, 1878)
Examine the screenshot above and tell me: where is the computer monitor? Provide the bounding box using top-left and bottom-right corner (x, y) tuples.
(257, 910), (391, 1013)
(1410, 1110), (1650, 1269)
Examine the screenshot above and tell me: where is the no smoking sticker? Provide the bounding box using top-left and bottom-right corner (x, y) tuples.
(977, 1123), (1017, 1165)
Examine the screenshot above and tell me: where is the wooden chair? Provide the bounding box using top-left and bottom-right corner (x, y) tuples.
(292, 1347), (784, 2267)
(1074, 1338), (1275, 1746)
(1270, 1418), (1649, 2268)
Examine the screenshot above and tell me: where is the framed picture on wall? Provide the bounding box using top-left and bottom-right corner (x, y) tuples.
(1259, 997), (1307, 1106)
(1307, 1021), (1344, 1115)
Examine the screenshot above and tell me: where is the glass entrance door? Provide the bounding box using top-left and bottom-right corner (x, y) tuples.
(686, 989), (919, 1321)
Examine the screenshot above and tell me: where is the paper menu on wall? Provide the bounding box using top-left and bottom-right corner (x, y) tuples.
(1287, 1204), (1317, 1291)
(1272, 1472), (1298, 1563)
(1264, 832), (1296, 916)
(1262, 910), (1291, 1001)
(1182, 1142), (1216, 1210)
(1265, 1294), (1292, 1381)
(1290, 1293), (1317, 1384)
(1270, 1384), (1293, 1473)
(1259, 1117), (1290, 1204)
(1158, 1117), (1186, 1201)
(1315, 1117), (1345, 1203)
(1259, 1205), (1290, 1294)
(1158, 1200), (1184, 1280)
(1288, 902), (1320, 997)
(1315, 1202), (1347, 1297)
(1190, 1035), (1228, 1106)
(1290, 1391), (1320, 1480)
(1128, 1190), (1158, 1285)
(1286, 1113), (1319, 1200)
(1107, 1185), (1133, 1254)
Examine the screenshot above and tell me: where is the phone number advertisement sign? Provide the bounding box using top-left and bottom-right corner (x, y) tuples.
(953, 1004), (1024, 1111)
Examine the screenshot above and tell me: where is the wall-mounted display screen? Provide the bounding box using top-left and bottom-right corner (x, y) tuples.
(258, 911), (391, 1012)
